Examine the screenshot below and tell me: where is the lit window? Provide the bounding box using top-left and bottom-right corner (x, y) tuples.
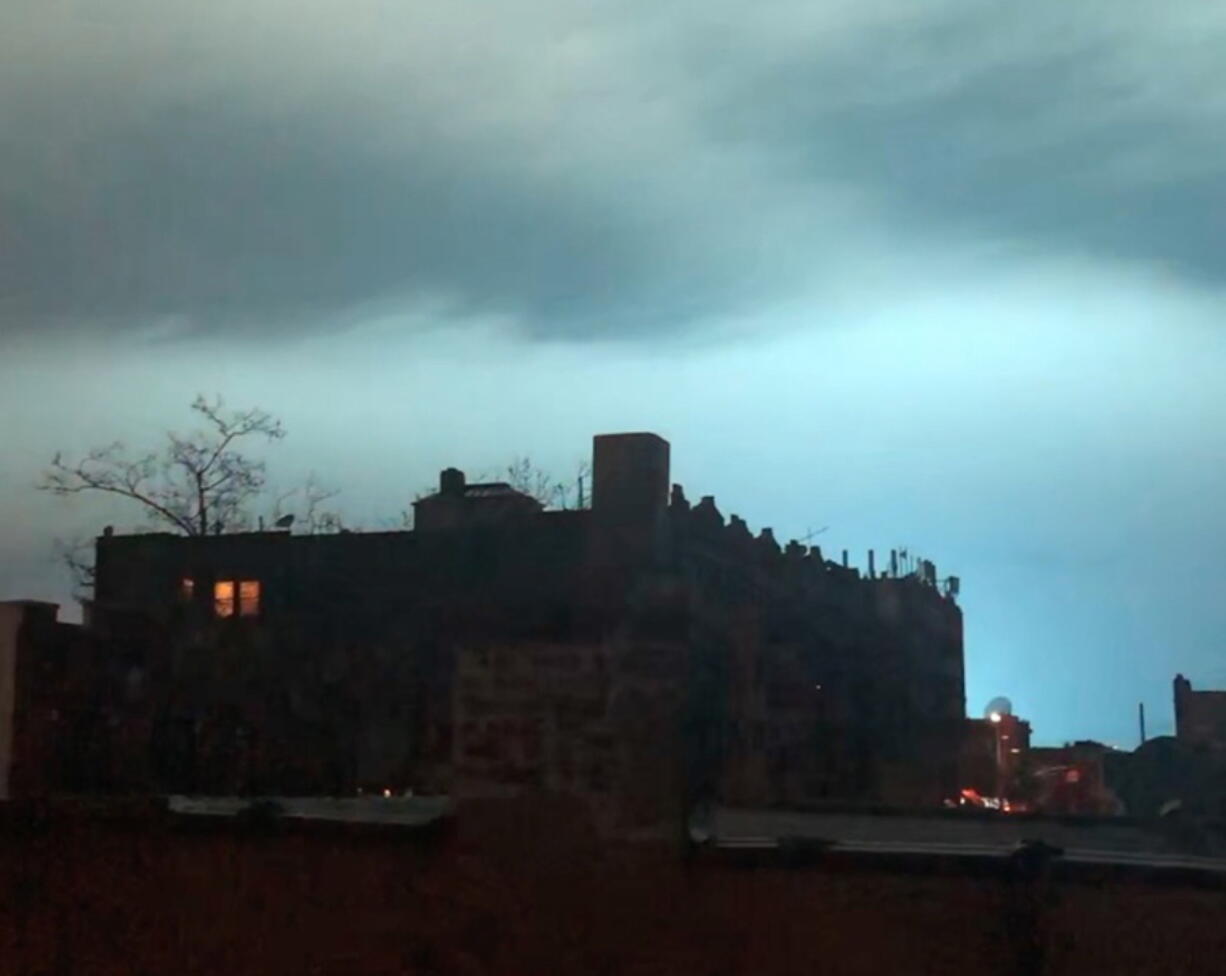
(214, 580), (235, 617)
(239, 580), (261, 617)
(180, 578), (195, 601)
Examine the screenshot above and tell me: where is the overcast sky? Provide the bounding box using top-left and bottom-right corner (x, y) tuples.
(3, 0), (1226, 746)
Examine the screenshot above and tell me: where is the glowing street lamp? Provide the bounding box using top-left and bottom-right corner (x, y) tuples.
(989, 713), (1004, 797)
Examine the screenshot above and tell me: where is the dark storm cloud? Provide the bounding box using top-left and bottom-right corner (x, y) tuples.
(1, 98), (762, 339)
(706, 23), (1226, 287)
(3, 1), (1225, 340)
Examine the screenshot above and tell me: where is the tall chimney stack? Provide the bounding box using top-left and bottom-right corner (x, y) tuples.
(592, 433), (669, 518)
(590, 432), (671, 569)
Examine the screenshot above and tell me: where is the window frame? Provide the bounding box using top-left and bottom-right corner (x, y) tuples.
(238, 579), (261, 618)
(212, 578), (262, 619)
(213, 579), (236, 618)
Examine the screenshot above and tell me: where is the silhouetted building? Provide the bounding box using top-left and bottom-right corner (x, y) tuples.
(1174, 674), (1226, 752)
(1, 600), (157, 799)
(17, 433), (965, 828)
(1025, 741), (1123, 816)
(959, 712), (1030, 803)
(413, 468), (543, 531)
(3, 601), (84, 799)
(1098, 676), (1226, 819)
(1103, 735), (1226, 819)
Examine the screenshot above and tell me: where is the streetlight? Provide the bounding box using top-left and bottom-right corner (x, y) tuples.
(988, 712), (1003, 798)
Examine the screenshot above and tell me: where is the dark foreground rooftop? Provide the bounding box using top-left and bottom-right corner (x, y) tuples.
(147, 795), (1226, 881)
(6, 795), (1226, 973)
(699, 806), (1226, 879)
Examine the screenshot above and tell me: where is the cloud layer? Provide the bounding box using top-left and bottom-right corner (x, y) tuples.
(5, 1), (1226, 340)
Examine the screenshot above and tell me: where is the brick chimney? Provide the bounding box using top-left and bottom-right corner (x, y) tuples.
(439, 467), (466, 496)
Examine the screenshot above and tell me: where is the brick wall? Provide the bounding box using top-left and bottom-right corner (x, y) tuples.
(2, 797), (1223, 975)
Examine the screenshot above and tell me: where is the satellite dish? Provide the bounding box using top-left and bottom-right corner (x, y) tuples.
(274, 513), (295, 529)
(984, 696), (1013, 720)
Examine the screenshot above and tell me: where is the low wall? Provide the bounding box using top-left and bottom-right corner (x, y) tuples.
(2, 796), (1223, 975)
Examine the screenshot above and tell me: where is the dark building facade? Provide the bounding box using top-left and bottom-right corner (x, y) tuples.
(1026, 742), (1123, 816)
(1, 600), (157, 799)
(19, 433), (965, 827)
(958, 712), (1031, 805)
(1174, 674), (1226, 752)
(1094, 676), (1226, 820)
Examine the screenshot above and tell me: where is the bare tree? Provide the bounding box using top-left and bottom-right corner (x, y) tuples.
(504, 456), (558, 508)
(40, 395), (285, 536)
(557, 458), (593, 510)
(269, 473), (346, 534)
(53, 536), (97, 598)
(503, 457), (591, 510)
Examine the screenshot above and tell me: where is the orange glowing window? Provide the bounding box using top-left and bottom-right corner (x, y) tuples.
(239, 580), (261, 617)
(214, 580), (236, 617)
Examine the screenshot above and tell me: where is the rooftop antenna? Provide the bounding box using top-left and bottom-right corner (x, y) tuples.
(900, 547), (919, 577)
(799, 526), (828, 545)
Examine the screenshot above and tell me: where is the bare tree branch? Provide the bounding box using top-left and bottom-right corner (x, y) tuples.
(503, 456), (592, 510)
(266, 473), (346, 534)
(52, 536), (97, 599)
(42, 445), (199, 534)
(301, 473), (344, 533)
(38, 394), (286, 538)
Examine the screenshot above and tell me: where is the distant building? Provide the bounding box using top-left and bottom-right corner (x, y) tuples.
(10, 433), (966, 828)
(2, 601), (77, 799)
(1103, 736), (1226, 819)
(959, 712), (1030, 803)
(413, 468), (543, 531)
(1026, 741), (1123, 816)
(1, 600), (150, 800)
(1098, 677), (1226, 820)
(1174, 674), (1226, 752)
